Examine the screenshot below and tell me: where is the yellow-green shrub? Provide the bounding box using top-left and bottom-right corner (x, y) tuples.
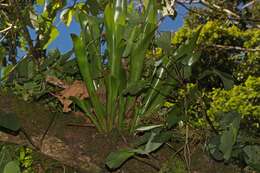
(208, 76), (260, 122)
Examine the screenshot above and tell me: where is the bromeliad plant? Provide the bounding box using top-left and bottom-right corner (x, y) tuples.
(70, 0), (201, 133)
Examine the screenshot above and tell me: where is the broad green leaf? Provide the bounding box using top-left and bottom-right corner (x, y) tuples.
(144, 132), (164, 154)
(140, 57), (175, 117)
(3, 161), (20, 173)
(198, 69), (234, 90)
(104, 0), (127, 130)
(219, 111), (240, 160)
(105, 149), (135, 169)
(219, 129), (233, 160)
(71, 34), (105, 130)
(129, 0), (157, 83)
(0, 112), (20, 132)
(43, 26), (59, 49)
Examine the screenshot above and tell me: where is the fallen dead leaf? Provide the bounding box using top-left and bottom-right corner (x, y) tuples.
(46, 76), (89, 112)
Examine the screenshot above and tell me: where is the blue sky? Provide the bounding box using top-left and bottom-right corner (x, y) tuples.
(46, 4), (188, 53)
(23, 3), (189, 56)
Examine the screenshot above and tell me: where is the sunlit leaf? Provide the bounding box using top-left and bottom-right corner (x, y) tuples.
(43, 26), (59, 49)
(3, 161), (20, 173)
(60, 9), (74, 27)
(36, 0), (45, 5)
(135, 124), (163, 132)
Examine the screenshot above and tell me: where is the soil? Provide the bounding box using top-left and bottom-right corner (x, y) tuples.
(0, 91), (256, 173)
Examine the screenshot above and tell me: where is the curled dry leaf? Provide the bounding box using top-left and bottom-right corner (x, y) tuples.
(46, 76), (89, 112)
(46, 75), (67, 89)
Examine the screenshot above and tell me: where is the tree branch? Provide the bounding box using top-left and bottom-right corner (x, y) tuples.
(11, 0), (40, 64)
(212, 44), (260, 52)
(0, 24), (12, 33)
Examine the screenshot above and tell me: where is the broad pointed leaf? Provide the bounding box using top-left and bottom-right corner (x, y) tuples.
(3, 161), (20, 173)
(105, 149), (135, 169)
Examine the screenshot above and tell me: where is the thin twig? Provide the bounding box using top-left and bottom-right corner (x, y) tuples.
(199, 0), (240, 18)
(166, 143), (185, 158)
(11, 0), (40, 65)
(0, 3), (9, 7)
(20, 128), (40, 150)
(212, 44), (260, 52)
(39, 113), (57, 149)
(0, 24), (12, 33)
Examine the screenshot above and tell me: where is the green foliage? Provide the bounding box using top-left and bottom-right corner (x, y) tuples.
(208, 76), (260, 122)
(3, 161), (20, 173)
(0, 144), (17, 173)
(105, 125), (172, 169)
(2, 49), (78, 110)
(208, 111), (260, 171)
(172, 20), (260, 82)
(18, 147), (34, 173)
(1, 0), (259, 172)
(70, 0), (201, 133)
(105, 149), (135, 169)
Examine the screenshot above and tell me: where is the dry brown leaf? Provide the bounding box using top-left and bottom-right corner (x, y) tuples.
(57, 80), (89, 112)
(46, 76), (89, 112)
(46, 75), (67, 88)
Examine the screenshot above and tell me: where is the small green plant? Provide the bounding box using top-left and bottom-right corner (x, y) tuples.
(208, 76), (260, 124)
(18, 146), (34, 173)
(71, 0), (201, 133)
(0, 144), (20, 173)
(207, 111), (260, 172)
